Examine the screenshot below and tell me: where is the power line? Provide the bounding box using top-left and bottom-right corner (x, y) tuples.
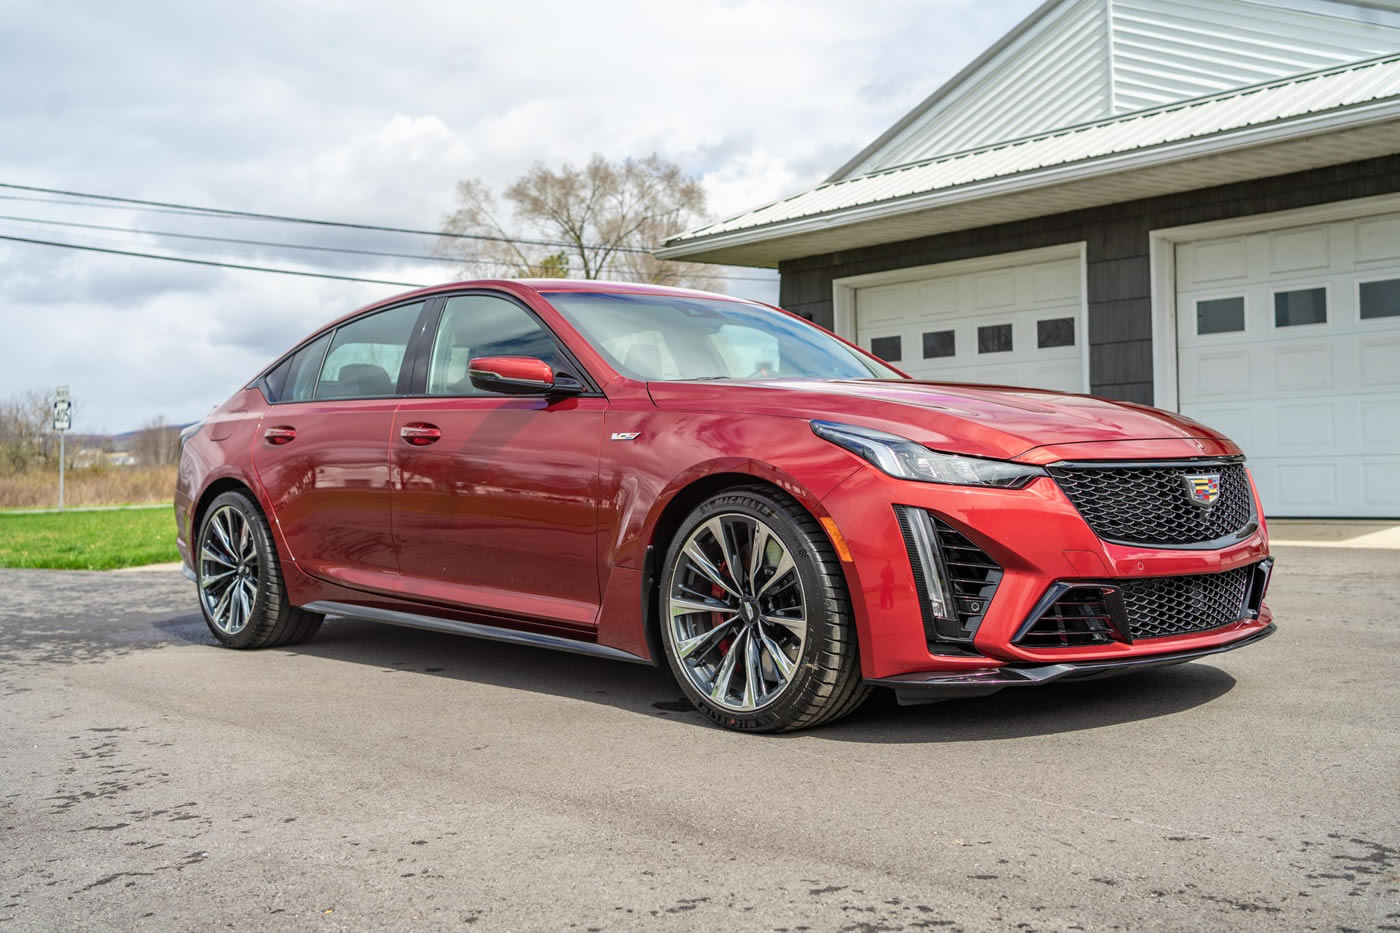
(0, 213), (462, 264)
(0, 181), (658, 254)
(0, 233), (428, 287)
(0, 210), (780, 282)
(0, 232), (780, 289)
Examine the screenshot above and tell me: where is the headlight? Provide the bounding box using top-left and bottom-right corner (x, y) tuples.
(811, 420), (1046, 488)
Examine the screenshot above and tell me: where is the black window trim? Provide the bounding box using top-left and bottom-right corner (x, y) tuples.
(409, 289), (606, 399)
(1034, 314), (1077, 349)
(1194, 294), (1248, 337)
(921, 328), (955, 360)
(977, 322), (1013, 354)
(1270, 283), (1330, 329)
(252, 297), (436, 405)
(1357, 275), (1400, 322)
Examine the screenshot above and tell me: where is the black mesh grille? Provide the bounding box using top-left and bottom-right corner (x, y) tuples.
(1018, 587), (1118, 648)
(936, 520), (1003, 638)
(1048, 461), (1253, 546)
(893, 507), (1002, 649)
(1017, 565), (1255, 648)
(1118, 566), (1252, 639)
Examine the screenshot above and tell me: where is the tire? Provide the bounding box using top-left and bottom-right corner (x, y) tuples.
(657, 486), (869, 732)
(194, 490), (324, 649)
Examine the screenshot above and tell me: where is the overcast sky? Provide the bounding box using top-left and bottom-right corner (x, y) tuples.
(0, 0), (1040, 433)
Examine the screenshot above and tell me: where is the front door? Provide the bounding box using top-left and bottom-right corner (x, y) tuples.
(253, 299), (429, 592)
(391, 293), (605, 629)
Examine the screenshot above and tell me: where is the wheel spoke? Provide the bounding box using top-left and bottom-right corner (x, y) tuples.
(755, 624), (796, 681)
(742, 629), (763, 708)
(237, 515), (253, 560)
(670, 595), (735, 616)
(211, 584), (234, 629)
(709, 630), (745, 704)
(747, 523), (770, 596)
(211, 510), (237, 559)
(756, 547), (796, 598)
(702, 517), (747, 596)
(236, 582), (253, 628)
(675, 616), (739, 660)
(683, 541), (742, 600)
(200, 569), (236, 589)
(762, 611), (807, 640)
(201, 544), (235, 568)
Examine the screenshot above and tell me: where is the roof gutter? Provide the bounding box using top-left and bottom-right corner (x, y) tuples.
(656, 98), (1400, 263)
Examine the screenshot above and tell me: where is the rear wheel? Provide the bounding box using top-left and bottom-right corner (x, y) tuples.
(658, 486), (868, 732)
(195, 490), (323, 649)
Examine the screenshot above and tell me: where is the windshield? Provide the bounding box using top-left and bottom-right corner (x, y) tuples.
(544, 292), (903, 381)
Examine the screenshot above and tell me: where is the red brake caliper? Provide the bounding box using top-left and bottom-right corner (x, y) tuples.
(713, 567), (732, 655)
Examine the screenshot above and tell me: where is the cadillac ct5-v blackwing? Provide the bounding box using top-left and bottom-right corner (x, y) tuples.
(175, 280), (1274, 732)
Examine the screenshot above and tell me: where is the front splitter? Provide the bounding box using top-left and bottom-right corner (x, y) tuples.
(866, 623), (1275, 704)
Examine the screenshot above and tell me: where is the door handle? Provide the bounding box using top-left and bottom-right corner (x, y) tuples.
(400, 423), (442, 446)
(264, 425), (296, 446)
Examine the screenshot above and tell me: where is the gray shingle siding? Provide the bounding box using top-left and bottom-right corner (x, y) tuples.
(778, 154), (1400, 404)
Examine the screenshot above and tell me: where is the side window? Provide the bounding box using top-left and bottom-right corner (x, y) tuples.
(263, 332), (330, 403)
(427, 295), (560, 396)
(314, 302), (423, 399)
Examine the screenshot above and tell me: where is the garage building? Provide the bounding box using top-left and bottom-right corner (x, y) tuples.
(658, 0), (1400, 518)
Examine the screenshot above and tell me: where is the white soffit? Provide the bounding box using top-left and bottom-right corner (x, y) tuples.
(833, 0), (1400, 179)
(657, 56), (1400, 267)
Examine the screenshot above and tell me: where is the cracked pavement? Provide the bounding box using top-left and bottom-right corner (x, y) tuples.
(0, 546), (1396, 931)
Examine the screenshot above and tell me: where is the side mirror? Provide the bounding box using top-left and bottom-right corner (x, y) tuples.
(467, 357), (581, 396)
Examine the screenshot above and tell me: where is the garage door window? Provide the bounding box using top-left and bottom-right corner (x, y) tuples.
(1197, 297), (1245, 335)
(978, 324), (1012, 353)
(1037, 317), (1075, 348)
(922, 330), (955, 358)
(869, 335), (902, 362)
(1274, 287), (1327, 327)
(1359, 279), (1400, 320)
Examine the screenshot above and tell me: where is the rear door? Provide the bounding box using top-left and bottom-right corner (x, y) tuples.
(391, 292), (606, 629)
(254, 299), (434, 592)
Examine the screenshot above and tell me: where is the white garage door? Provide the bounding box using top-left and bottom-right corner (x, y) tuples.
(1176, 213), (1400, 518)
(853, 253), (1086, 393)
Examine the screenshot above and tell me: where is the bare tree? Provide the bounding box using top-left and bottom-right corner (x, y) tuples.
(131, 415), (181, 467)
(437, 154), (720, 289)
(0, 390), (60, 474)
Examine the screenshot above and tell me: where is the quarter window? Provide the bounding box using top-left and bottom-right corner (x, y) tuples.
(1036, 317), (1075, 348)
(978, 324), (1012, 353)
(1197, 297), (1245, 335)
(1359, 279), (1400, 320)
(922, 330), (955, 359)
(1274, 288), (1327, 327)
(869, 335), (902, 362)
(427, 295), (559, 396)
(315, 302), (423, 399)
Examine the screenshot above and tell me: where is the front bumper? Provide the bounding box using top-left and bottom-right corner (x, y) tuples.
(819, 457), (1274, 680)
(867, 623), (1275, 703)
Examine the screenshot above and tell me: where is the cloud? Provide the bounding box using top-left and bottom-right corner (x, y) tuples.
(0, 0), (1040, 431)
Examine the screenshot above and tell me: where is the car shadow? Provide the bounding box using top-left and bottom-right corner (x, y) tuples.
(808, 663), (1237, 744)
(222, 616), (1238, 742)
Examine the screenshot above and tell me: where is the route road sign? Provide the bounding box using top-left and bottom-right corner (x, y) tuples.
(52, 399), (72, 432)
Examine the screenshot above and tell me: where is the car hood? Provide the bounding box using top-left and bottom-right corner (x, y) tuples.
(646, 379), (1239, 461)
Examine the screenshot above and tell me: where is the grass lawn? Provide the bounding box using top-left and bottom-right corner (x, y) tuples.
(0, 507), (180, 570)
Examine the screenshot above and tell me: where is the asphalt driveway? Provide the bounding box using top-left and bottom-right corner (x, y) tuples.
(1, 546), (1396, 931)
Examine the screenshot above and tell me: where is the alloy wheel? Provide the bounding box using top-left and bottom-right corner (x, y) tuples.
(666, 513), (807, 713)
(199, 505), (260, 636)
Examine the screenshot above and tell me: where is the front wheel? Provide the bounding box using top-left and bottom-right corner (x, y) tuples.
(658, 486), (868, 732)
(195, 490), (323, 649)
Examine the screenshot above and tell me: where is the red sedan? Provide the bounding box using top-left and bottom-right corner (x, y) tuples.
(175, 280), (1274, 732)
